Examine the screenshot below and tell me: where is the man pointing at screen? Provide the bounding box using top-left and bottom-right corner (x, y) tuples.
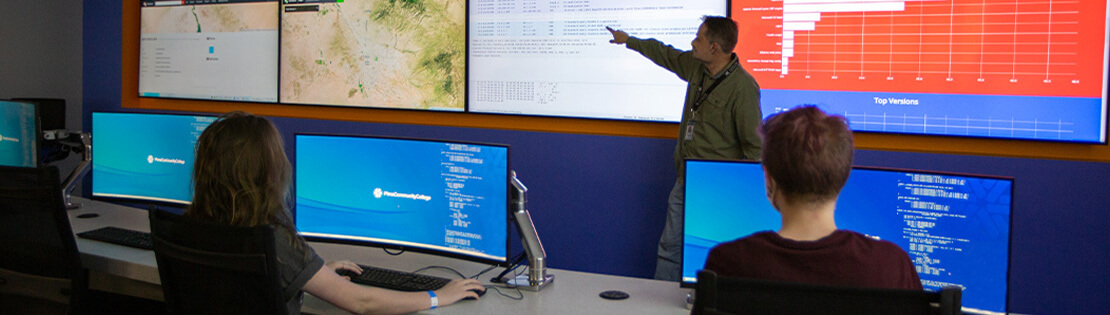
(608, 16), (763, 281)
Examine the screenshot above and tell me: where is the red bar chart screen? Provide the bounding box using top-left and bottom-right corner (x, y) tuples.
(734, 0), (1109, 143)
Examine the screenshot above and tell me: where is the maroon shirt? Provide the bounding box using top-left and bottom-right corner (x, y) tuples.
(703, 230), (923, 290)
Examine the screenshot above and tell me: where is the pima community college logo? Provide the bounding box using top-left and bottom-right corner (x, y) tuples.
(148, 155), (155, 163)
(373, 188), (383, 199)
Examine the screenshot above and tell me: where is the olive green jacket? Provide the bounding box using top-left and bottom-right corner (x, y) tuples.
(626, 37), (763, 177)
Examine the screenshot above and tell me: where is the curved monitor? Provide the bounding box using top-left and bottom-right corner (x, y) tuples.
(91, 112), (217, 205)
(294, 134), (510, 265)
(0, 100), (38, 167)
(682, 159), (1014, 314)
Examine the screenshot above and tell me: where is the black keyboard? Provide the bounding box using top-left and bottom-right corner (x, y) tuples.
(77, 227), (153, 250)
(343, 264), (452, 292)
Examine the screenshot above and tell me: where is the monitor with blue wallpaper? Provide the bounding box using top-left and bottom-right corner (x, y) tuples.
(683, 159), (1013, 314)
(92, 112), (217, 205)
(0, 100), (38, 167)
(295, 134), (510, 265)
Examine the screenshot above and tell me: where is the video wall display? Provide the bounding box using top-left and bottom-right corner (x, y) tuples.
(467, 0), (727, 121)
(734, 0), (1109, 143)
(137, 0), (1110, 143)
(139, 0), (279, 102)
(281, 0), (466, 110)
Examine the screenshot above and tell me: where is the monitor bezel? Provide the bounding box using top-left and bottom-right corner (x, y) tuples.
(0, 100), (40, 167)
(679, 158), (1014, 313)
(293, 132), (513, 267)
(90, 111), (218, 207)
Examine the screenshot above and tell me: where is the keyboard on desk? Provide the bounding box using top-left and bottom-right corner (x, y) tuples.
(344, 264), (452, 292)
(77, 226), (153, 250)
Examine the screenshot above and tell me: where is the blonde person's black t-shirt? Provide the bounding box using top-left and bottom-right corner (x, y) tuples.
(274, 227), (326, 314)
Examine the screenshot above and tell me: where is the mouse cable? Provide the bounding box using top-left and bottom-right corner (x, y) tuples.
(485, 285), (524, 300)
(412, 266), (463, 278)
(382, 248), (405, 256)
(490, 252), (527, 283)
(470, 263), (500, 280)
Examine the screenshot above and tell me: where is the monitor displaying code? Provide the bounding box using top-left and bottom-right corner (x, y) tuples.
(0, 101), (37, 167)
(295, 134), (509, 264)
(92, 113), (216, 204)
(468, 0), (728, 121)
(139, 0), (279, 102)
(733, 0), (1109, 143)
(683, 159), (1013, 314)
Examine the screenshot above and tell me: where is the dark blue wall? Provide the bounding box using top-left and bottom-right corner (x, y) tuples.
(85, 2), (1109, 313)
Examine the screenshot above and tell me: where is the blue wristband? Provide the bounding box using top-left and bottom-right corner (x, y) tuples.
(428, 290), (438, 309)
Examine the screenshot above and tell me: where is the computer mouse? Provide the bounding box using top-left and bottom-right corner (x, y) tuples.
(599, 290), (629, 300)
(76, 213), (100, 219)
(462, 288), (486, 300)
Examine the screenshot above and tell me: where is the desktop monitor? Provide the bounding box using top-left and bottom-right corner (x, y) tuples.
(0, 100), (38, 167)
(91, 112), (217, 205)
(295, 134), (510, 265)
(682, 159), (1013, 314)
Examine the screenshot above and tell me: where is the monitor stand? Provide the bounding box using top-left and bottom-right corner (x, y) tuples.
(506, 171), (554, 291)
(43, 130), (91, 209)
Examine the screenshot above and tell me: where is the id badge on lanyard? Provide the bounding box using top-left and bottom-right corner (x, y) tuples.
(684, 111), (697, 141)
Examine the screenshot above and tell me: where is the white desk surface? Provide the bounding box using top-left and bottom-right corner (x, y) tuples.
(68, 197), (691, 315)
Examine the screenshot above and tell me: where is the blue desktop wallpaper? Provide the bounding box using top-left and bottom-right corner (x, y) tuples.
(91, 113), (215, 204)
(295, 135), (509, 262)
(683, 160), (1013, 313)
(0, 101), (37, 167)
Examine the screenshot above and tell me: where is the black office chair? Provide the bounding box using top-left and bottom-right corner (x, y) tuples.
(693, 270), (962, 315)
(149, 209), (298, 315)
(0, 165), (88, 314)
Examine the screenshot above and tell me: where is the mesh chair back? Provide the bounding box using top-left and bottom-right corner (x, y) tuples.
(0, 165), (85, 309)
(149, 209), (293, 315)
(694, 270), (961, 315)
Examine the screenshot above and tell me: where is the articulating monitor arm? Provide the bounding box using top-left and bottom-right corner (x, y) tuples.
(507, 171), (554, 291)
(43, 130), (91, 209)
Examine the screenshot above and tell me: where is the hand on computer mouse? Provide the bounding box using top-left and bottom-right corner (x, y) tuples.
(435, 279), (485, 305)
(462, 287), (487, 300)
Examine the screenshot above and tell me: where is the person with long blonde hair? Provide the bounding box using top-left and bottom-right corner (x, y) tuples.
(189, 111), (484, 314)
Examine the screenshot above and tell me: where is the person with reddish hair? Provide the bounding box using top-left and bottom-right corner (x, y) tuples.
(703, 105), (922, 290)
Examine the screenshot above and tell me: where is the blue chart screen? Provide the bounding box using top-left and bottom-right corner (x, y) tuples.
(92, 113), (215, 204)
(295, 135), (508, 263)
(762, 91), (1105, 143)
(683, 160), (1013, 313)
(0, 101), (37, 167)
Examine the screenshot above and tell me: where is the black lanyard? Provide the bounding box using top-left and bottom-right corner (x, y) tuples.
(691, 61), (740, 113)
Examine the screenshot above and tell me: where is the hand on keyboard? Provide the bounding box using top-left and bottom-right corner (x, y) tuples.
(338, 263), (454, 292)
(327, 260), (364, 280)
(326, 262), (486, 307)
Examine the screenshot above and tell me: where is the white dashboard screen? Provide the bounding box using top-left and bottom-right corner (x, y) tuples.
(139, 0), (278, 102)
(468, 1), (728, 122)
